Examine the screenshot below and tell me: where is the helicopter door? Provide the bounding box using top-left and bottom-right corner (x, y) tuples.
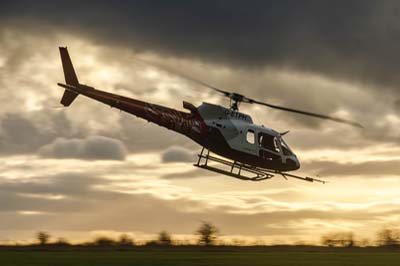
(258, 133), (281, 160)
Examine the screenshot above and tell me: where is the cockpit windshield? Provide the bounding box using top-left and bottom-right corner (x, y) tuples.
(279, 137), (293, 156)
(258, 132), (293, 156)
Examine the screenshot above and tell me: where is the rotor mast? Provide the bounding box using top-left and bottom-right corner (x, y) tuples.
(229, 93), (245, 111)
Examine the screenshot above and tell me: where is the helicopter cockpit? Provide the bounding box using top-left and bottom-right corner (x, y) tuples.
(257, 130), (299, 170)
(258, 133), (293, 156)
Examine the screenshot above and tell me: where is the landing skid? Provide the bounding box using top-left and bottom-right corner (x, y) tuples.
(194, 147), (273, 181)
(194, 148), (326, 184)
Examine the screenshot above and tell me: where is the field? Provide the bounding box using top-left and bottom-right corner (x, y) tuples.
(0, 249), (399, 266)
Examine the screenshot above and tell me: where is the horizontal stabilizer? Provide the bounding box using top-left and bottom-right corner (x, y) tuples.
(60, 90), (78, 107)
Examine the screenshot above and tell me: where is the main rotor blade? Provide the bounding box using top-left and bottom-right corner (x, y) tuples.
(133, 57), (231, 96)
(133, 57), (362, 128)
(248, 98), (363, 128)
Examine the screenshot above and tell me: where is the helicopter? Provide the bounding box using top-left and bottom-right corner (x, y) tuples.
(57, 47), (362, 184)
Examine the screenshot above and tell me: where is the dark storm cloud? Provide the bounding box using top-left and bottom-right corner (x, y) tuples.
(0, 113), (49, 154)
(1, 0), (400, 91)
(38, 135), (127, 161)
(0, 112), (80, 155)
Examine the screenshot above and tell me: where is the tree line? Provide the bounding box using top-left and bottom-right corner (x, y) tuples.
(321, 227), (400, 247)
(32, 221), (219, 247)
(4, 223), (400, 247)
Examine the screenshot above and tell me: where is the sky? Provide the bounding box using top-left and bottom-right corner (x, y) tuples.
(0, 0), (399, 245)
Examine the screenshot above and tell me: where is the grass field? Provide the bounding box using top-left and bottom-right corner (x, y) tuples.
(0, 250), (399, 266)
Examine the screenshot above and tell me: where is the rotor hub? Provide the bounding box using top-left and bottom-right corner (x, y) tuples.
(229, 92), (245, 111)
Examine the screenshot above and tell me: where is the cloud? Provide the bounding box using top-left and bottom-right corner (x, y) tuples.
(0, 158), (399, 243)
(0, 112), (77, 155)
(1, 0), (400, 92)
(304, 159), (400, 177)
(161, 168), (215, 180)
(0, 171), (398, 237)
(0, 113), (48, 154)
(161, 146), (196, 163)
(0, 21), (398, 151)
(117, 114), (197, 153)
(38, 136), (127, 161)
(0, 174), (103, 219)
(1, 1), (400, 244)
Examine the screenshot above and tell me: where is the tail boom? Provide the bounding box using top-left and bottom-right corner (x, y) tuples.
(57, 48), (207, 140)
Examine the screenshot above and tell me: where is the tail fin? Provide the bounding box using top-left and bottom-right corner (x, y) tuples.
(59, 47), (79, 106)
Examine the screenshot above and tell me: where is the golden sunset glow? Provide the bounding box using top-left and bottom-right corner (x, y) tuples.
(1, 8), (400, 247)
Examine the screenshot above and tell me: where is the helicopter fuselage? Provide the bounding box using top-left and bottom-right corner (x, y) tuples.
(195, 102), (300, 171)
(58, 82), (300, 172)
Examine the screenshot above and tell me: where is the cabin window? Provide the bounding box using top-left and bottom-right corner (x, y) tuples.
(258, 133), (285, 153)
(246, 130), (255, 144)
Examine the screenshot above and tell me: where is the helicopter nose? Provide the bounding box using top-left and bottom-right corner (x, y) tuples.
(286, 156), (300, 170)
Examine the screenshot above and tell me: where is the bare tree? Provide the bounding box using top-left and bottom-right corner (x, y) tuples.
(359, 238), (370, 247)
(377, 228), (400, 246)
(118, 234), (134, 246)
(93, 236), (116, 246)
(55, 237), (70, 246)
(157, 230), (172, 245)
(36, 231), (50, 245)
(196, 222), (219, 246)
